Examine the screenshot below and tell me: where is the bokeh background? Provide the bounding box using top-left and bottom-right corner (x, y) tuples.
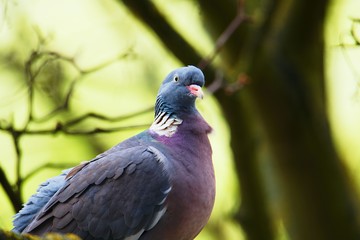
(1, 0), (360, 239)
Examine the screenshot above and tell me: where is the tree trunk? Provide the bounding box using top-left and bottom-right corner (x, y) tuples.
(247, 0), (360, 239)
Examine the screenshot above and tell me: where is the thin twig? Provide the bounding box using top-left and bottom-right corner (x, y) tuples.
(32, 49), (134, 123)
(0, 166), (22, 212)
(20, 123), (150, 135)
(22, 163), (76, 182)
(31, 75), (82, 123)
(206, 70), (224, 94)
(12, 131), (22, 194)
(350, 18), (360, 45)
(198, 0), (250, 69)
(63, 107), (153, 127)
(337, 25), (360, 97)
(1, 38), (136, 212)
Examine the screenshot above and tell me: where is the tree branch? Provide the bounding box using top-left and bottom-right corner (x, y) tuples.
(0, 166), (22, 212)
(16, 123), (149, 136)
(29, 48), (134, 123)
(0, 38), (138, 213)
(62, 107), (153, 128)
(121, 0), (203, 65)
(23, 163), (77, 183)
(198, 0), (250, 69)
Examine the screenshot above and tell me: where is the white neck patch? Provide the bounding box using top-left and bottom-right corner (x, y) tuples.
(150, 112), (183, 137)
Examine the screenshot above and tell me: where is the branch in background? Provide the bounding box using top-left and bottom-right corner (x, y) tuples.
(1, 123), (150, 136)
(350, 18), (360, 45)
(0, 122), (25, 212)
(23, 163), (78, 183)
(350, 18), (360, 93)
(27, 48), (134, 123)
(198, 0), (250, 69)
(120, 0), (219, 91)
(62, 107), (153, 127)
(0, 38), (140, 213)
(120, 0), (248, 92)
(0, 107), (152, 136)
(12, 130), (22, 199)
(121, 0), (202, 65)
(337, 18), (360, 96)
(0, 167), (22, 212)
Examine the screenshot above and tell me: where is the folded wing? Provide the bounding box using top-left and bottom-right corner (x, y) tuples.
(23, 146), (171, 240)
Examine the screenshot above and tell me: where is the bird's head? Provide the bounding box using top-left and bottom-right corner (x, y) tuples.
(155, 66), (205, 117)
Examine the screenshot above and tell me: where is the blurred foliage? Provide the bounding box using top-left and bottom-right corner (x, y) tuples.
(0, 0), (360, 240)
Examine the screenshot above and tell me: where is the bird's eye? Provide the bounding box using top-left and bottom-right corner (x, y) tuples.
(173, 75), (179, 82)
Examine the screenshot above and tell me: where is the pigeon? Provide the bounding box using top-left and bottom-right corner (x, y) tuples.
(13, 65), (215, 240)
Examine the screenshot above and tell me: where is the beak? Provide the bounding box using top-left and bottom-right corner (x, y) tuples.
(187, 84), (204, 99)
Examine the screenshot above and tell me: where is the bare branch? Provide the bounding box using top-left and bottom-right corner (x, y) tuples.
(22, 163), (75, 183)
(31, 48), (135, 123)
(206, 70), (225, 94)
(62, 107), (153, 128)
(120, 0), (249, 95)
(350, 18), (360, 45)
(20, 123), (150, 136)
(12, 131), (22, 193)
(336, 18), (360, 96)
(121, 0), (203, 65)
(0, 33), (136, 212)
(198, 1), (251, 69)
(0, 166), (22, 212)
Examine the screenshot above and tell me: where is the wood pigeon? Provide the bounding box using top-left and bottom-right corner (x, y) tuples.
(13, 66), (215, 240)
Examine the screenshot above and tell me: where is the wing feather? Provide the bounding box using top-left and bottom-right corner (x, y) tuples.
(23, 146), (171, 240)
(12, 169), (71, 233)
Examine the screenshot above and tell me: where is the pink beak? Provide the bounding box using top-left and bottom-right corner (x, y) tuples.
(187, 84), (204, 99)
